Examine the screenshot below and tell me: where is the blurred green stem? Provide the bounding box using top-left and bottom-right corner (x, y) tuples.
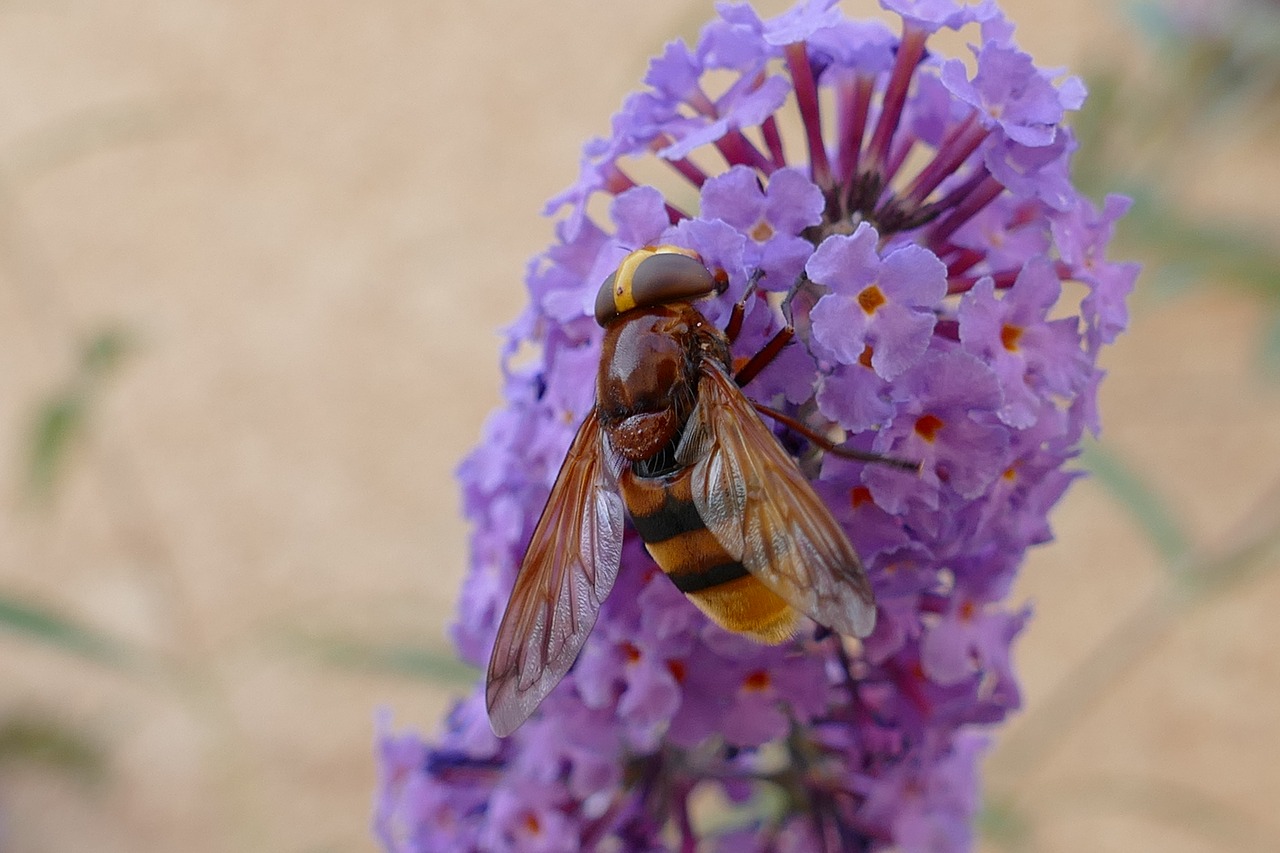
(0, 714), (105, 783)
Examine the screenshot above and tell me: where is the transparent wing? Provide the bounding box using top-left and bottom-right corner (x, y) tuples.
(680, 361), (876, 638)
(485, 411), (624, 736)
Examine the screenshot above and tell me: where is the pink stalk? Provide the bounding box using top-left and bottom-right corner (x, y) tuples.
(882, 133), (916, 187)
(761, 114), (786, 168)
(901, 112), (988, 207)
(651, 136), (709, 188)
(863, 25), (927, 178)
(925, 166), (989, 219)
(946, 268), (1021, 296)
(933, 319), (961, 341)
(784, 42), (832, 188)
(835, 73), (874, 186)
(945, 247), (985, 278)
(603, 164), (637, 195)
(686, 85), (718, 118)
(715, 129), (777, 175)
(928, 174), (1006, 247)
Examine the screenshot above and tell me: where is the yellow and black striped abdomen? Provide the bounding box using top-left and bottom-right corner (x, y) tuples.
(618, 467), (798, 644)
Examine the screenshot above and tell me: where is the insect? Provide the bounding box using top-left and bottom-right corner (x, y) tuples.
(486, 245), (910, 737)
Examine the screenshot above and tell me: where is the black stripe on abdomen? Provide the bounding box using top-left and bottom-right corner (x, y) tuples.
(669, 560), (750, 593)
(629, 493), (704, 544)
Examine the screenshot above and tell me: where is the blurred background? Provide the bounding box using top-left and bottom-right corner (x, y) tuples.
(1, 1), (1278, 851)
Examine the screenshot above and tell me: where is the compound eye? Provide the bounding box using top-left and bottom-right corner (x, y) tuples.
(594, 246), (718, 326)
(594, 271), (620, 326)
(631, 253), (716, 309)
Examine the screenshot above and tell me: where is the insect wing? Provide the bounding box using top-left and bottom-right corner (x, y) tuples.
(680, 362), (876, 638)
(485, 410), (625, 736)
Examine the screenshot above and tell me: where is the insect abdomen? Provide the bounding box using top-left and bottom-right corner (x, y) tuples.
(619, 468), (797, 643)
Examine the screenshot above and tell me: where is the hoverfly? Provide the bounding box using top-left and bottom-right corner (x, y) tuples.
(486, 245), (910, 737)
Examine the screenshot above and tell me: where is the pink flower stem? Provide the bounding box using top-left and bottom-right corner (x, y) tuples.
(863, 25), (927, 178)
(946, 267), (1021, 295)
(835, 74), (874, 187)
(686, 85), (718, 118)
(715, 129), (777, 175)
(934, 319), (961, 340)
(603, 163), (637, 195)
(761, 114), (787, 168)
(946, 247), (985, 278)
(882, 133), (916, 188)
(651, 136), (709, 188)
(928, 172), (1005, 248)
(902, 112), (988, 206)
(785, 42), (832, 189)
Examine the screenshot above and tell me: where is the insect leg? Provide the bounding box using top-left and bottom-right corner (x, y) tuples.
(724, 269), (766, 344)
(729, 270), (825, 387)
(751, 401), (920, 472)
(733, 326), (793, 387)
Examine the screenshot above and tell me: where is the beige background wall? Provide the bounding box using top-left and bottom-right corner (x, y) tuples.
(1, 2), (1278, 851)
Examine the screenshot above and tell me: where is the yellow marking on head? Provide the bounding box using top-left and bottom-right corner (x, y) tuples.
(612, 245), (704, 316)
(611, 250), (647, 316)
(647, 245), (700, 260)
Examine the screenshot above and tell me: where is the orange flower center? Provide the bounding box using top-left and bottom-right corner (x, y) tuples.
(914, 413), (944, 442)
(666, 659), (686, 684)
(857, 284), (886, 314)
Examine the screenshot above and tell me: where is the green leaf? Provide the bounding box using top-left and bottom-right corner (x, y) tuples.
(1067, 69), (1121, 197)
(1258, 304), (1280, 381)
(1140, 262), (1207, 306)
(1121, 189), (1280, 299)
(0, 714), (105, 782)
(0, 595), (137, 670)
(8, 98), (197, 179)
(1126, 0), (1177, 42)
(978, 796), (1032, 851)
(80, 325), (134, 376)
(24, 324), (136, 499)
(1081, 439), (1192, 567)
(288, 632), (479, 686)
(27, 393), (85, 497)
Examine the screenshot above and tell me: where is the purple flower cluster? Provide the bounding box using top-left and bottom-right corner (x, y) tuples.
(377, 1), (1136, 850)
